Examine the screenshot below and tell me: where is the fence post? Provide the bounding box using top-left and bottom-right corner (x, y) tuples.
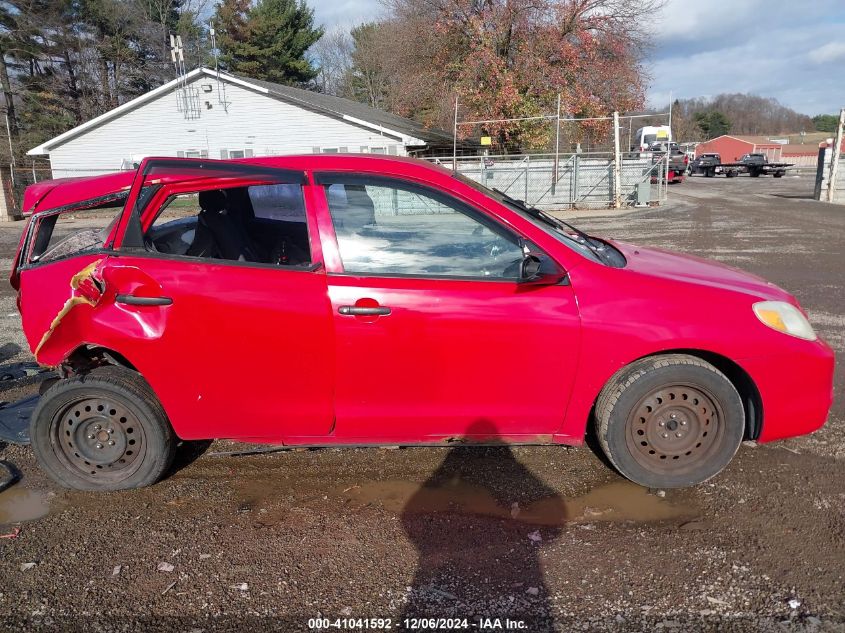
(0, 165), (22, 221)
(524, 155), (530, 203)
(552, 93), (561, 195)
(452, 97), (459, 172)
(573, 154), (579, 203)
(826, 108), (844, 203)
(613, 111), (621, 208)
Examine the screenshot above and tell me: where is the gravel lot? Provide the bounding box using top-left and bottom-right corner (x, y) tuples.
(0, 173), (843, 632)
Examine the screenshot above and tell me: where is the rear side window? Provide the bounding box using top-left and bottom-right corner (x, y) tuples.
(144, 183), (311, 266)
(248, 184), (306, 222)
(26, 193), (131, 265)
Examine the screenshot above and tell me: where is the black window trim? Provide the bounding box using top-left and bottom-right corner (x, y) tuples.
(315, 172), (532, 282)
(114, 248), (323, 272)
(121, 160), (307, 250)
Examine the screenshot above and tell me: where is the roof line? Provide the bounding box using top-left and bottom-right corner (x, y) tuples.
(28, 69), (207, 155)
(28, 67), (426, 155)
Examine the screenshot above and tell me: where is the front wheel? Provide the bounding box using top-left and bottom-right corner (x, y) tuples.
(30, 366), (177, 491)
(595, 355), (745, 488)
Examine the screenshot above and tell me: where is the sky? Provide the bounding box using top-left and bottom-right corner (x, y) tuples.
(308, 0), (845, 116)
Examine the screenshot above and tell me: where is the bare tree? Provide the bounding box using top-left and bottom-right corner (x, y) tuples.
(311, 26), (352, 96)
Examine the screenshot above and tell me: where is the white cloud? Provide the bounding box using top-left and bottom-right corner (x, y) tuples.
(808, 42), (845, 64)
(647, 0), (845, 115)
(310, 0), (381, 29)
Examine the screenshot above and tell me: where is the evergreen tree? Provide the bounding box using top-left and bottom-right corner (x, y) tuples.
(694, 111), (731, 139)
(813, 114), (840, 134)
(215, 0), (322, 85)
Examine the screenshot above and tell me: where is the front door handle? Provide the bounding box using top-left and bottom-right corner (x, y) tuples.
(338, 305), (391, 316)
(115, 294), (173, 306)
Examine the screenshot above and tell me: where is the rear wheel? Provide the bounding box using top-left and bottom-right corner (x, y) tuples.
(30, 367), (177, 491)
(595, 354), (744, 488)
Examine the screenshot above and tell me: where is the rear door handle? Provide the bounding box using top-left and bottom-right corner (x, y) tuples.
(338, 305), (391, 316)
(115, 294), (173, 306)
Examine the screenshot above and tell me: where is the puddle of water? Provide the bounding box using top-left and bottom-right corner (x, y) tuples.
(341, 479), (693, 525)
(0, 486), (51, 524)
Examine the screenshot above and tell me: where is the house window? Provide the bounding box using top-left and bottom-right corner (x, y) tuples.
(219, 149), (253, 159)
(369, 147), (387, 155)
(177, 149), (209, 159)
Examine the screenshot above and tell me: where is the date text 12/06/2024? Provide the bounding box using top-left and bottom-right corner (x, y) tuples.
(308, 617), (529, 630)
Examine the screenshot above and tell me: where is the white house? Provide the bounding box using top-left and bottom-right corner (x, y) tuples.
(28, 68), (453, 177)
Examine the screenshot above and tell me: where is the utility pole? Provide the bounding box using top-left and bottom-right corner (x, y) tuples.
(826, 108), (844, 203)
(613, 111), (621, 209)
(4, 110), (14, 187)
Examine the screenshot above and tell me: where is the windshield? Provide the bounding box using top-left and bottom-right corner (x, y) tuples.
(453, 173), (605, 264)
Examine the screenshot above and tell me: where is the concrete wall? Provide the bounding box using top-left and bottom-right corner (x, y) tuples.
(815, 147), (845, 203)
(45, 75), (407, 178)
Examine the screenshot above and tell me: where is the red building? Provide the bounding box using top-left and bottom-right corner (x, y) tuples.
(694, 135), (784, 161)
(695, 135), (844, 167)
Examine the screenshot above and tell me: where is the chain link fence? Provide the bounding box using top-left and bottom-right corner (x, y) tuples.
(426, 151), (669, 209)
(426, 99), (676, 209)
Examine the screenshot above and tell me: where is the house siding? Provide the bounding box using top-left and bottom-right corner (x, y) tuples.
(46, 74), (409, 177)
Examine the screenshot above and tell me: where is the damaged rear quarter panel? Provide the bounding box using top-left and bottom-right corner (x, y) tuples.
(21, 257), (170, 367)
(19, 255), (109, 363)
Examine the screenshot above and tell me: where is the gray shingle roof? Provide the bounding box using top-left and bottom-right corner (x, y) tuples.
(237, 74), (454, 145)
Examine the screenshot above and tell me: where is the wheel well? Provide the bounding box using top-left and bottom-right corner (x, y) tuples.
(639, 349), (763, 440)
(63, 345), (139, 376)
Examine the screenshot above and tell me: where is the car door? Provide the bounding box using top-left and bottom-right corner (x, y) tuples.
(313, 173), (581, 442)
(19, 158), (335, 441)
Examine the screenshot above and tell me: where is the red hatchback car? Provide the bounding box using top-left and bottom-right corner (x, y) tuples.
(11, 155), (834, 491)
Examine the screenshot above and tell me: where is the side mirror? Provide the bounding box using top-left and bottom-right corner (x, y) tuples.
(519, 253), (566, 285)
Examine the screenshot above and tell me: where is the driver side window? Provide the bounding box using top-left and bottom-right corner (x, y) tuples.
(324, 179), (524, 279)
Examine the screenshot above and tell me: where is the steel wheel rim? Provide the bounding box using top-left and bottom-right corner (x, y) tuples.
(51, 396), (146, 483)
(625, 383), (725, 475)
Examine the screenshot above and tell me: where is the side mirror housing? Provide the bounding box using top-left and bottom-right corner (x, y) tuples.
(519, 253), (566, 285)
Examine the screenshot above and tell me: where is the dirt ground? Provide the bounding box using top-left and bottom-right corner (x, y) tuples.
(0, 173), (843, 632)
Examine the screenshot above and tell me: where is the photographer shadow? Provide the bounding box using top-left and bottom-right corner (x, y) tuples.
(399, 420), (567, 632)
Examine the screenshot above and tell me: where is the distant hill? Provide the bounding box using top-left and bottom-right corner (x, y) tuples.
(671, 94), (815, 141)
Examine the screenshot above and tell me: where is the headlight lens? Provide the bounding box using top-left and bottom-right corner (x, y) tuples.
(753, 301), (817, 341)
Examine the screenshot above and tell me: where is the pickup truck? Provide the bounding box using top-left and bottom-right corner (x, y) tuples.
(690, 153), (792, 178)
(689, 153), (722, 177)
(737, 153), (790, 178)
(648, 142), (687, 184)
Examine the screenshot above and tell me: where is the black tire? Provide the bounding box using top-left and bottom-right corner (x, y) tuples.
(595, 354), (744, 488)
(30, 366), (177, 491)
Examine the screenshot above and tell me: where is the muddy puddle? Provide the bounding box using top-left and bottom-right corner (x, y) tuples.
(0, 486), (51, 524)
(340, 479), (694, 525)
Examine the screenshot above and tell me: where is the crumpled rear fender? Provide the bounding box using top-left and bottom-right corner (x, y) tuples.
(23, 256), (170, 368)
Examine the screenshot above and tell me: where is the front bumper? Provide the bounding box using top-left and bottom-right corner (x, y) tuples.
(740, 339), (835, 443)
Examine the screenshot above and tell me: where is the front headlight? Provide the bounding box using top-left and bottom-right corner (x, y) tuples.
(753, 301), (817, 341)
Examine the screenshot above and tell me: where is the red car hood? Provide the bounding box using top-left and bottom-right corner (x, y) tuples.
(610, 240), (794, 302)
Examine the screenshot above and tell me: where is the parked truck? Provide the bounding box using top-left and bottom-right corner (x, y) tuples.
(691, 152), (792, 178)
(648, 141), (687, 184)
